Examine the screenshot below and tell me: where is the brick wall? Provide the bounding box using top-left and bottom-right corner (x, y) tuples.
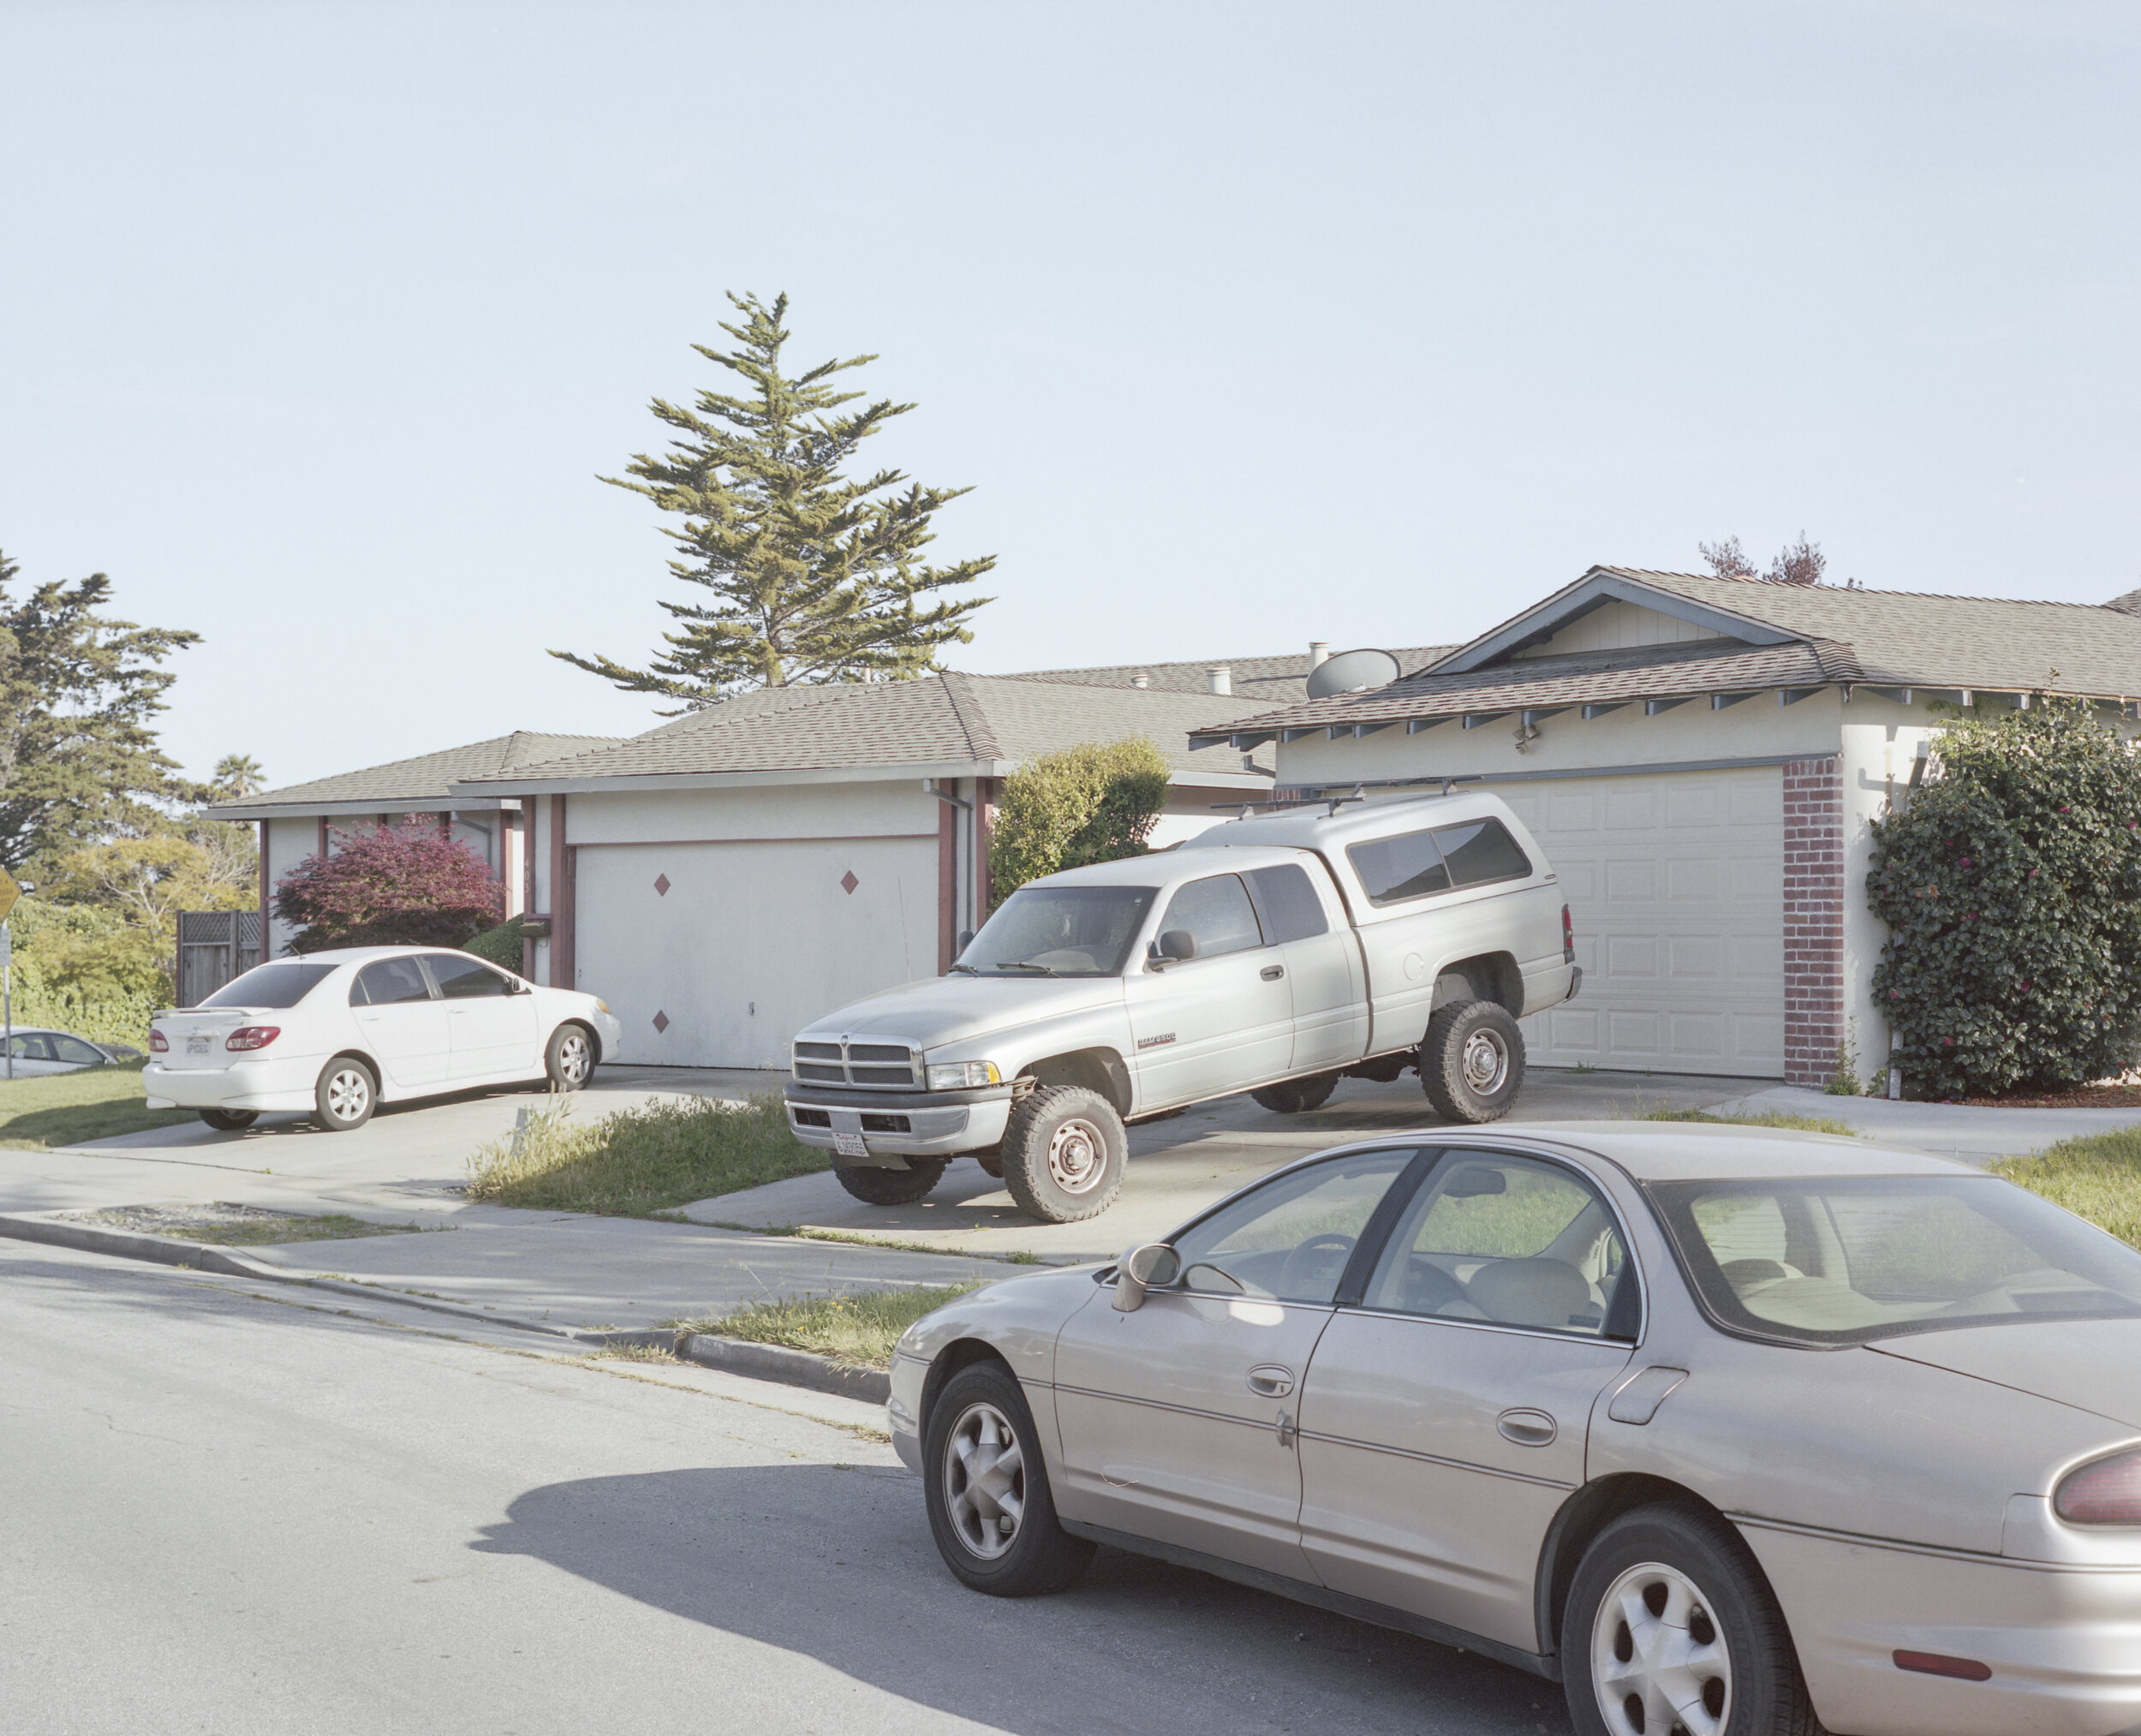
(1783, 756), (1845, 1088)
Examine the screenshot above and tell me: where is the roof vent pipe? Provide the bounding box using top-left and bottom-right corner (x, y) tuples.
(1130, 673), (1150, 689)
(1207, 666), (1232, 695)
(1309, 641), (1330, 668)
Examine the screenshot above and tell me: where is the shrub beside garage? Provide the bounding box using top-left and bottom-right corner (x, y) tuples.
(1868, 699), (2141, 1100)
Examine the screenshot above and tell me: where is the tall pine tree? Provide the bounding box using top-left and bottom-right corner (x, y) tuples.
(554, 293), (994, 709)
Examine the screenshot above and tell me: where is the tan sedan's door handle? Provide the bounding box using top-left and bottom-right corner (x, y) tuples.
(1246, 1365), (1295, 1397)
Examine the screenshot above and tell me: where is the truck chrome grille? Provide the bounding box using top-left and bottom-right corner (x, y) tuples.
(790, 1039), (921, 1089)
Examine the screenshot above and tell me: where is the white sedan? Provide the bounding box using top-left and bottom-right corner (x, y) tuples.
(143, 946), (624, 1133)
(4, 1028), (146, 1076)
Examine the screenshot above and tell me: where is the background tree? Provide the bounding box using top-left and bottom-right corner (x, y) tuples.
(552, 293), (994, 710)
(273, 820), (504, 952)
(0, 549), (201, 874)
(1868, 698), (2141, 1098)
(1697, 533), (1827, 586)
(212, 754), (265, 798)
(989, 739), (1172, 905)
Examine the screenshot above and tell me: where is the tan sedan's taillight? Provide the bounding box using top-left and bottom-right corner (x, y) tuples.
(2055, 1450), (2141, 1524)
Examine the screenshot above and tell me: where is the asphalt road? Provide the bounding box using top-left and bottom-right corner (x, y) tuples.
(3, 1239), (1571, 1736)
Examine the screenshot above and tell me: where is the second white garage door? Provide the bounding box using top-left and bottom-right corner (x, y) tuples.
(1503, 767), (1784, 1078)
(572, 836), (940, 1070)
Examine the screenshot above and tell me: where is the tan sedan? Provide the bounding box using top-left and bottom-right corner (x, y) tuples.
(889, 1125), (2141, 1736)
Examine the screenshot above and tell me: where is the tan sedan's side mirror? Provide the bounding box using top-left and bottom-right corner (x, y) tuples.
(1113, 1243), (1183, 1312)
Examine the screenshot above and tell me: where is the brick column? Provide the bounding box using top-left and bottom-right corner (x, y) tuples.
(1782, 757), (1845, 1088)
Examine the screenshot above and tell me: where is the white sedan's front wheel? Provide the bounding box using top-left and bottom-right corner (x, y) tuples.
(313, 1058), (378, 1132)
(545, 1024), (594, 1091)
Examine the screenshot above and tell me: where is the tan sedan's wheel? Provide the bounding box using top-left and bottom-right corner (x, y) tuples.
(313, 1058), (377, 1132)
(1564, 1502), (1818, 1736)
(922, 1361), (1094, 1597)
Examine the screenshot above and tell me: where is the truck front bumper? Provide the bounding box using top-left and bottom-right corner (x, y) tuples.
(783, 1082), (1015, 1166)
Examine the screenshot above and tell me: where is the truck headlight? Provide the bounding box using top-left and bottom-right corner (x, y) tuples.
(926, 1060), (1002, 1090)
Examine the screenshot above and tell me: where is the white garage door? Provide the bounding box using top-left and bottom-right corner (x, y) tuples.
(1503, 767), (1784, 1078)
(573, 836), (939, 1070)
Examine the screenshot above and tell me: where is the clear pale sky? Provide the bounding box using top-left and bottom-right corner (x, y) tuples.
(3, 1), (2137, 790)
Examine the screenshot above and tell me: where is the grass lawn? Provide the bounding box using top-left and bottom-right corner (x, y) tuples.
(0, 1064), (193, 1150)
(1641, 1107), (1864, 1138)
(1993, 1128), (2141, 1250)
(465, 1091), (828, 1217)
(676, 1280), (984, 1369)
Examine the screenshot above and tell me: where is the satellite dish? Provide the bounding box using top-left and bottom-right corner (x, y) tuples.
(1305, 647), (1402, 700)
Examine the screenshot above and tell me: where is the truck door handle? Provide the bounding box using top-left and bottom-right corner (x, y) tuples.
(1246, 1365), (1295, 1396)
(1260, 965), (1285, 981)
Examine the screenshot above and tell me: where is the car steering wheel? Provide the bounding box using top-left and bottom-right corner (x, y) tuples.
(1279, 1232), (1357, 1298)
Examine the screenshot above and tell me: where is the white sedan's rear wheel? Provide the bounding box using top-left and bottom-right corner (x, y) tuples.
(546, 1024), (594, 1091)
(313, 1059), (377, 1132)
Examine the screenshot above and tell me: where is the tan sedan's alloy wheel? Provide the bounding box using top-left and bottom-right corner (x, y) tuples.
(1563, 1502), (1819, 1736)
(922, 1361), (1094, 1596)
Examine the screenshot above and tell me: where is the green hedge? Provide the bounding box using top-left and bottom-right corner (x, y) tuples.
(463, 916), (526, 973)
(988, 737), (1172, 904)
(1868, 699), (2141, 1098)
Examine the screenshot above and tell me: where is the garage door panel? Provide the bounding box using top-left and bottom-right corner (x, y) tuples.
(1518, 767), (1784, 1078)
(572, 837), (938, 1070)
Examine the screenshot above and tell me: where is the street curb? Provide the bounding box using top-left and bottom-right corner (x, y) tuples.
(673, 1331), (891, 1405)
(0, 1213), (892, 1405)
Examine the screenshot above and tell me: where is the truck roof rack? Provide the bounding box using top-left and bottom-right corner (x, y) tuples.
(1210, 774), (1483, 819)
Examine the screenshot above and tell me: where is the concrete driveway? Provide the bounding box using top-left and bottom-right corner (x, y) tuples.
(692, 1066), (1766, 1261)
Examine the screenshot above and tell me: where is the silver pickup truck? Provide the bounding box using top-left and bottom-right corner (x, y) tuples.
(784, 790), (1579, 1222)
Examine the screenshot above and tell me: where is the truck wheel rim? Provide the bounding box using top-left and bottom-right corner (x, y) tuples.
(1590, 1560), (1732, 1736)
(944, 1400), (1024, 1560)
(327, 1068), (370, 1120)
(1461, 1029), (1509, 1094)
(1047, 1118), (1106, 1192)
(558, 1033), (590, 1083)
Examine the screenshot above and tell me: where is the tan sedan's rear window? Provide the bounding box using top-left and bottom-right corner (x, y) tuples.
(1651, 1175), (2141, 1345)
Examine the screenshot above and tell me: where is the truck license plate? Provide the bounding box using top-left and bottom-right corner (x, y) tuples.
(187, 1035), (212, 1056)
(833, 1130), (868, 1159)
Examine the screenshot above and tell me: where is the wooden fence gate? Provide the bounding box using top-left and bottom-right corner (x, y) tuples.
(176, 910), (262, 1006)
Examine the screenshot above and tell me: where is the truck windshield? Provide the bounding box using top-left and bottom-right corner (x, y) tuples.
(959, 886), (1157, 977)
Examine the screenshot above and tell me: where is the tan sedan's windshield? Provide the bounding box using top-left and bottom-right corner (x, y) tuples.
(1652, 1175), (2141, 1345)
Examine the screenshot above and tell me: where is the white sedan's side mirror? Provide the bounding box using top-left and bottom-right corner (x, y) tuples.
(1113, 1242), (1183, 1312)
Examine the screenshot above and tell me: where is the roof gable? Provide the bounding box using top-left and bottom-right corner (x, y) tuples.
(1434, 568), (1798, 672)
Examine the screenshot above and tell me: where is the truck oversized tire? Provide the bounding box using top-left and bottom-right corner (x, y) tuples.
(1420, 999), (1525, 1123)
(1251, 1073), (1339, 1114)
(834, 1159), (947, 1206)
(1000, 1085), (1127, 1223)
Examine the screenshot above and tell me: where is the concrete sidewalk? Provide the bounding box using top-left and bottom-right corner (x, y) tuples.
(1708, 1085), (2141, 1162)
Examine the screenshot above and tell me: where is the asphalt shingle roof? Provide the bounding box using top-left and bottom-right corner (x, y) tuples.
(208, 731), (623, 814)
(452, 673), (1270, 787)
(1001, 647), (1455, 706)
(1192, 569), (2141, 745)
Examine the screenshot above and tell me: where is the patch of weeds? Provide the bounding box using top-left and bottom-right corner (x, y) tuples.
(676, 1280), (986, 1371)
(1638, 1107), (1864, 1138)
(64, 1203), (434, 1245)
(583, 1342), (677, 1364)
(465, 1092), (827, 1217)
(1993, 1130), (2141, 1250)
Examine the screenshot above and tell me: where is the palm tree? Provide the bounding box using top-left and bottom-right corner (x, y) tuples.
(213, 754), (265, 799)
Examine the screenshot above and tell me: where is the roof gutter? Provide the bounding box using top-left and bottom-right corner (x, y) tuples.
(447, 761), (1278, 799)
(206, 795), (522, 821)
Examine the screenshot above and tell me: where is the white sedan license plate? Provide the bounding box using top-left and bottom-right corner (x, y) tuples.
(187, 1035), (212, 1056)
(833, 1130), (868, 1159)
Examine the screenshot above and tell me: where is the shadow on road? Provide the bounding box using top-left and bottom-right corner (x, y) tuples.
(470, 1465), (1569, 1736)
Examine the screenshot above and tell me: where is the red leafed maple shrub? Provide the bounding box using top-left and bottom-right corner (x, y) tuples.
(273, 820), (504, 952)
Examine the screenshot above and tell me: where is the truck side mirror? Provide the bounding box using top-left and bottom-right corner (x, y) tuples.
(1150, 928), (1198, 969)
(1113, 1243), (1183, 1311)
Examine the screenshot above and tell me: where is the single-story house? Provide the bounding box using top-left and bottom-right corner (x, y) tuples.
(214, 649), (1441, 1069)
(1190, 568), (2141, 1088)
